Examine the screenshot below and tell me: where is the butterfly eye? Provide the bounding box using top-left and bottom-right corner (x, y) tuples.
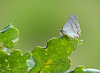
(60, 27), (63, 32)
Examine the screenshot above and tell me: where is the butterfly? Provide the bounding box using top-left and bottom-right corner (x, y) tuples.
(60, 14), (81, 38)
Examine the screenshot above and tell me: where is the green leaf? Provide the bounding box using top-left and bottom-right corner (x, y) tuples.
(74, 65), (85, 73)
(0, 24), (19, 49)
(0, 27), (19, 41)
(3, 40), (14, 49)
(23, 52), (31, 60)
(0, 24), (13, 33)
(0, 50), (30, 73)
(30, 35), (79, 73)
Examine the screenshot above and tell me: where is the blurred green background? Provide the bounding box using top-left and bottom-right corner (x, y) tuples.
(0, 0), (100, 70)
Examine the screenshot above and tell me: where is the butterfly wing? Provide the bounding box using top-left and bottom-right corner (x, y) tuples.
(62, 14), (81, 38)
(71, 14), (81, 34)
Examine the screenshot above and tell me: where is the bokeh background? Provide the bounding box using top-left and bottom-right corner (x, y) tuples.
(0, 0), (100, 70)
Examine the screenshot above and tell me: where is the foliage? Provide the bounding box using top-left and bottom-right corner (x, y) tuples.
(0, 50), (31, 73)
(30, 36), (78, 73)
(0, 24), (19, 49)
(0, 25), (100, 73)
